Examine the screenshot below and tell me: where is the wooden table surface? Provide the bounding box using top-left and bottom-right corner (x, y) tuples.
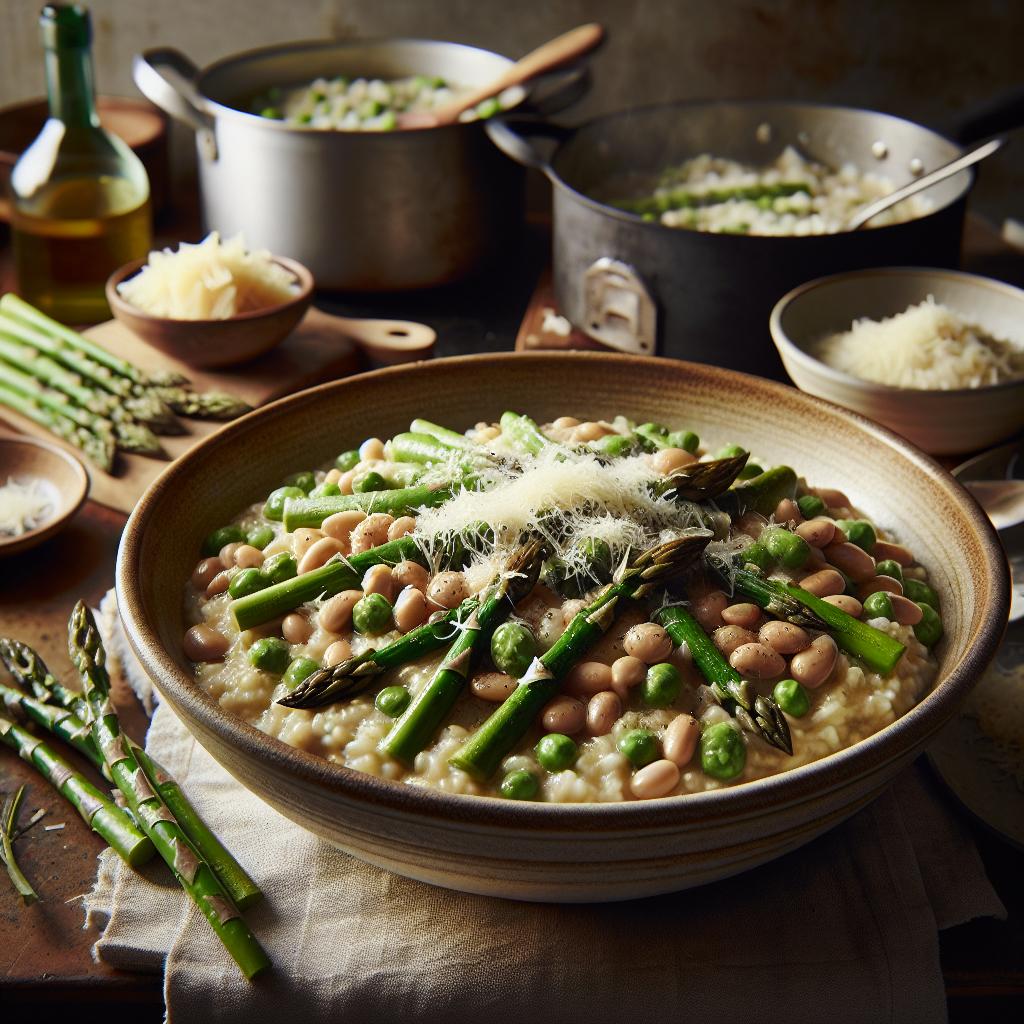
(1, 216), (1023, 1020)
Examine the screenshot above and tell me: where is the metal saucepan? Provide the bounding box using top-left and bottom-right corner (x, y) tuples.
(134, 39), (590, 291)
(488, 101), (977, 378)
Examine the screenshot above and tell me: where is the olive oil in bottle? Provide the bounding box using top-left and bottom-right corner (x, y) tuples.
(10, 5), (151, 324)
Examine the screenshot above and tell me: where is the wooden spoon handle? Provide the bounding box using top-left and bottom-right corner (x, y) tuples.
(330, 316), (437, 365)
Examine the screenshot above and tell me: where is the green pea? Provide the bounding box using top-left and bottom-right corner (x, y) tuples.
(874, 559), (903, 584)
(201, 524), (245, 557)
(248, 637), (290, 674)
(700, 722), (746, 780)
(500, 768), (539, 800)
(376, 110), (398, 131)
(797, 494), (827, 519)
(667, 430), (699, 454)
(476, 97), (500, 119)
(228, 567), (266, 600)
(643, 663), (681, 708)
(739, 542), (774, 573)
(335, 449), (360, 472)
(773, 678), (810, 717)
(246, 524), (275, 550)
(617, 729), (660, 769)
(863, 591), (894, 620)
(310, 481), (341, 498)
(837, 519), (876, 552)
(535, 733), (578, 772)
(639, 421), (669, 437)
(263, 485), (305, 521)
(716, 443), (747, 459)
(737, 462), (764, 480)
(914, 603), (943, 647)
(354, 471), (388, 493)
(375, 685), (411, 717)
(260, 552), (297, 585)
(283, 470), (316, 494)
(259, 106), (281, 119)
(592, 432), (633, 457)
(904, 578), (940, 610)
(283, 657), (320, 691)
(762, 526), (811, 569)
(490, 621), (537, 678)
(352, 593), (393, 635)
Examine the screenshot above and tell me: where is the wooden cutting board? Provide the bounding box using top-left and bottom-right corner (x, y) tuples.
(0, 306), (361, 514)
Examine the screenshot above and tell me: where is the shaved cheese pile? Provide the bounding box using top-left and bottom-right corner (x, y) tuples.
(815, 297), (1024, 390)
(117, 232), (298, 320)
(412, 447), (711, 583)
(0, 476), (52, 536)
(963, 660), (1024, 790)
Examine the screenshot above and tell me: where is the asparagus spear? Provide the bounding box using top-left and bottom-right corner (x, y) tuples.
(391, 431), (466, 465)
(0, 380), (115, 470)
(0, 334), (118, 414)
(381, 538), (546, 765)
(656, 453), (750, 502)
(67, 602), (270, 979)
(725, 567), (906, 675)
(715, 466), (798, 518)
(282, 483), (460, 531)
(279, 601), (473, 709)
(0, 637), (86, 716)
(0, 714), (155, 866)
(0, 360), (162, 456)
(409, 418), (477, 451)
(450, 534), (711, 780)
(653, 605), (792, 753)
(231, 536), (423, 630)
(150, 386), (252, 421)
(1, 785), (37, 904)
(129, 741), (261, 910)
(499, 411), (554, 455)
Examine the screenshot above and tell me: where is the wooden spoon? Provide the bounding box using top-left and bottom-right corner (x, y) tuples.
(398, 23), (604, 130)
(330, 315), (437, 366)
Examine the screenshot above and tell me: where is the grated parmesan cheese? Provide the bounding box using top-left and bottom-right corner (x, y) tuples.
(117, 232), (299, 320)
(0, 476), (53, 537)
(815, 297), (1024, 390)
(963, 659), (1024, 790)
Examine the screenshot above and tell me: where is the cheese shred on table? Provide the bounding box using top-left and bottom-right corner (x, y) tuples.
(0, 476), (52, 537)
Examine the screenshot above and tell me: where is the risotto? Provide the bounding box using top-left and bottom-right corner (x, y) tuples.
(609, 146), (932, 236)
(183, 412), (941, 803)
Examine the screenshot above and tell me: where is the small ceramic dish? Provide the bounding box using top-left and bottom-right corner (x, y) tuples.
(105, 255), (314, 370)
(0, 436), (89, 557)
(769, 267), (1024, 455)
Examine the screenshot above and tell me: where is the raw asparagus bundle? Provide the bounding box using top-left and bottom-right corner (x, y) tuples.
(450, 534), (711, 780)
(67, 603), (269, 979)
(1, 785), (37, 904)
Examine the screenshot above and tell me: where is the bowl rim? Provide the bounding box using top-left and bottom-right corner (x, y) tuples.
(116, 351), (1010, 830)
(769, 265), (1024, 399)
(0, 435), (89, 555)
(105, 253), (314, 327)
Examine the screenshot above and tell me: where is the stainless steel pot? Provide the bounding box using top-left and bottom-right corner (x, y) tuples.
(134, 39), (587, 291)
(488, 101), (975, 378)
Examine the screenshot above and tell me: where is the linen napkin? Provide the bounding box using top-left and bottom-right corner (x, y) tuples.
(87, 597), (1006, 1024)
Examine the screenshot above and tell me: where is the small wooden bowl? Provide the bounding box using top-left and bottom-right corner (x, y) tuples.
(106, 255), (314, 370)
(0, 436), (89, 558)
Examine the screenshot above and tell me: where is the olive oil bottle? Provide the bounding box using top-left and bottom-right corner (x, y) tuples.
(10, 5), (151, 323)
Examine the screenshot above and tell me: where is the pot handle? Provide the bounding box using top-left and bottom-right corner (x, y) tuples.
(952, 86), (1024, 144)
(133, 48), (217, 159)
(485, 116), (572, 174)
(520, 65), (593, 118)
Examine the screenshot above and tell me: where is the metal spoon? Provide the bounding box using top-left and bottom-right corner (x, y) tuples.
(847, 135), (1006, 230)
(397, 23), (604, 130)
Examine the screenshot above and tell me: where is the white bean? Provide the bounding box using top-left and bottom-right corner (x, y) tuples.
(298, 536), (345, 574)
(690, 589), (729, 631)
(889, 593), (924, 625)
(758, 620), (810, 655)
(872, 540), (914, 567)
(323, 639), (352, 667)
(713, 625), (757, 658)
(564, 660), (613, 698)
(796, 518), (836, 548)
(191, 557), (223, 590)
(662, 714), (700, 766)
(359, 437), (385, 462)
(823, 594), (863, 617)
(729, 642), (785, 679)
(858, 575), (903, 599)
(471, 672), (517, 702)
(790, 634), (838, 689)
(218, 541), (242, 568)
(586, 691), (622, 736)
(650, 447), (697, 474)
(721, 603), (761, 630)
(361, 564), (394, 600)
(826, 541), (875, 582)
(233, 544), (265, 569)
(799, 568), (846, 597)
(623, 623), (673, 664)
(774, 498), (802, 523)
(282, 613), (311, 644)
(387, 516), (417, 541)
(319, 590), (362, 634)
(427, 571), (468, 609)
(183, 625), (228, 662)
(393, 586), (428, 632)
(350, 513), (394, 554)
(205, 570), (233, 597)
(392, 560), (429, 592)
(321, 510), (366, 545)
(630, 759), (680, 800)
(542, 695), (587, 734)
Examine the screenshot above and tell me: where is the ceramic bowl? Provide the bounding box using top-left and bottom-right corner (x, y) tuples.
(0, 435), (89, 557)
(116, 353), (1009, 901)
(105, 255), (313, 369)
(770, 267), (1024, 455)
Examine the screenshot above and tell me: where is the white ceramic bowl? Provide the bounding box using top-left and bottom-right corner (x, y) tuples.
(769, 267), (1024, 455)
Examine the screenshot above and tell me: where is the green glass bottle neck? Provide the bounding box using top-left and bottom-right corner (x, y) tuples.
(44, 43), (99, 127)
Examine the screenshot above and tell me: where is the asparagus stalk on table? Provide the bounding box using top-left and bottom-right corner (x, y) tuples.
(1, 785), (37, 904)
(0, 714), (155, 867)
(280, 601), (476, 709)
(68, 602), (270, 979)
(0, 379), (115, 470)
(653, 605), (792, 754)
(381, 538), (547, 765)
(450, 534), (712, 781)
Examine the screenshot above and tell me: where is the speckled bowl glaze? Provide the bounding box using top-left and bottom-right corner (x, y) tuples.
(116, 353), (1009, 902)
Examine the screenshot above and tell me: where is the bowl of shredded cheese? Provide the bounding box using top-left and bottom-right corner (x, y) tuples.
(107, 233), (313, 369)
(0, 435), (88, 557)
(770, 267), (1024, 454)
